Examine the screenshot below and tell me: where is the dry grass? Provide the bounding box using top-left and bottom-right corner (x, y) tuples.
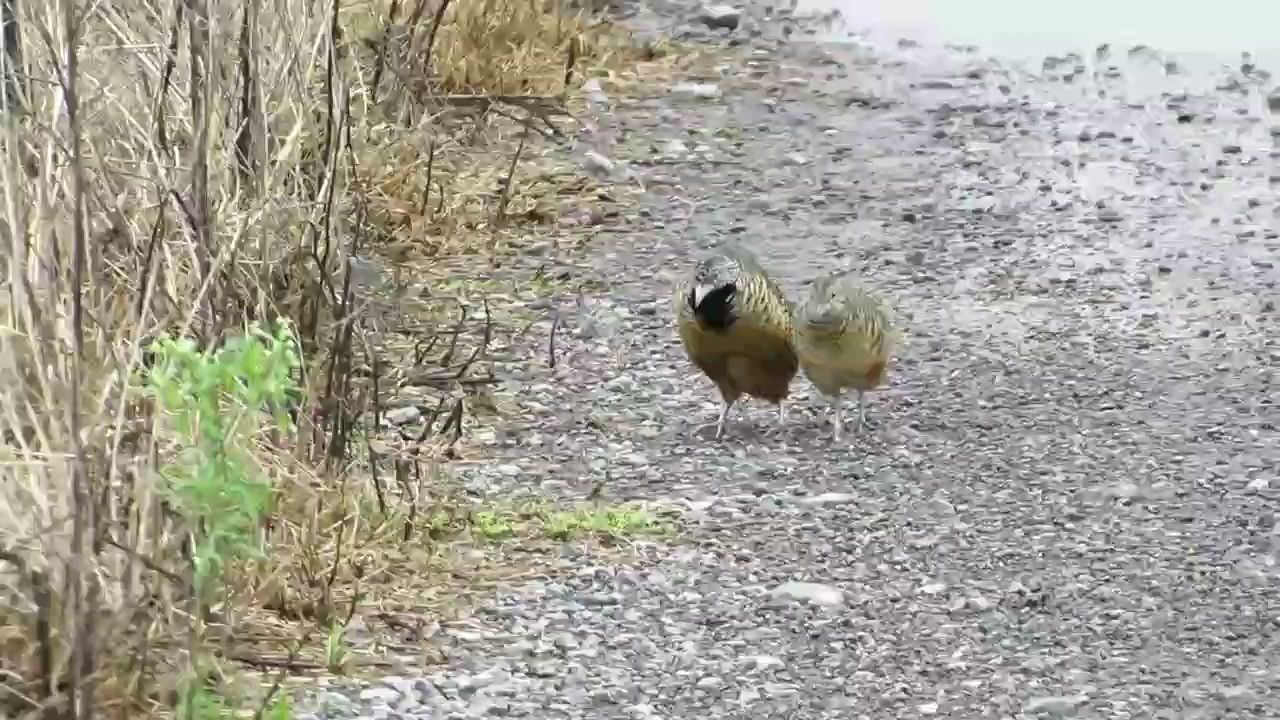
(0, 0), (686, 716)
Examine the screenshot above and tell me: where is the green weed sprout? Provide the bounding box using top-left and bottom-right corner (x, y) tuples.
(145, 321), (300, 597)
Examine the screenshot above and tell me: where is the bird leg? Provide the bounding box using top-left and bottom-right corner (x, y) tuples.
(831, 394), (844, 442)
(856, 390), (869, 431)
(777, 400), (788, 427)
(714, 398), (737, 440)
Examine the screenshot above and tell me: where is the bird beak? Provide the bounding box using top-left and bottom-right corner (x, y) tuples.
(691, 283), (713, 308)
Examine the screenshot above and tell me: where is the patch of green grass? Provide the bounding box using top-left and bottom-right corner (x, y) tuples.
(469, 509), (518, 540)
(444, 502), (674, 544)
(539, 505), (670, 541)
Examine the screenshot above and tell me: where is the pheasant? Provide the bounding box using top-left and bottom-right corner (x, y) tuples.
(794, 270), (895, 440)
(673, 243), (799, 439)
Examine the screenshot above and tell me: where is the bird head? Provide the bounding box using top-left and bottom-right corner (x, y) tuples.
(800, 272), (849, 326)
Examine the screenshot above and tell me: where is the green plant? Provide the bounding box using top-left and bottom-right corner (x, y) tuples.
(175, 682), (234, 720)
(147, 321), (300, 595)
(541, 506), (668, 540)
(147, 321), (301, 714)
(324, 621), (349, 674)
(265, 694), (294, 720)
(469, 510), (516, 540)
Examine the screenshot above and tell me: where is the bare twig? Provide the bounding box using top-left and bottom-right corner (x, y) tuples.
(418, 0), (453, 79)
(495, 127), (530, 226)
(369, 0), (403, 105)
(411, 332), (440, 366)
(152, 0), (184, 152)
(234, 0), (262, 191)
(548, 308), (560, 368)
(228, 653), (397, 670)
(1, 0), (24, 113)
(439, 304), (466, 366)
(249, 639), (307, 720)
(366, 348), (388, 515)
(417, 137), (436, 216)
(60, 0), (97, 713)
(186, 0), (214, 343)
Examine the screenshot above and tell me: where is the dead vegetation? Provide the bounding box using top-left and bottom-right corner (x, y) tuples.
(0, 0), (688, 716)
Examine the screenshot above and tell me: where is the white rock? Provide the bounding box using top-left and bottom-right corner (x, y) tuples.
(671, 82), (722, 99)
(359, 687), (401, 704)
(581, 77), (610, 107)
(383, 405), (421, 425)
(697, 4), (741, 29)
(1024, 695), (1088, 713)
(771, 581), (845, 607)
(796, 492), (858, 505)
(582, 150), (615, 176)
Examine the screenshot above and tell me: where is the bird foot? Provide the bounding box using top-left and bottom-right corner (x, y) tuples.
(690, 420), (727, 441)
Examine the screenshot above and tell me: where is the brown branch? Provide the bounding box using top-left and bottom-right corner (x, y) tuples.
(234, 0), (262, 191)
(495, 128), (529, 226)
(365, 347), (387, 515)
(60, 0), (97, 713)
(369, 0), (402, 105)
(548, 308), (560, 369)
(438, 304), (466, 366)
(227, 653), (397, 671)
(419, 0), (453, 80)
(416, 137), (436, 216)
(153, 0), (184, 154)
(186, 0), (214, 343)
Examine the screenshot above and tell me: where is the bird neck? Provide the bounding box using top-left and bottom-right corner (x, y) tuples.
(692, 284), (737, 330)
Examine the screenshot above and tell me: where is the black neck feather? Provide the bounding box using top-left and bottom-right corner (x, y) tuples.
(691, 284), (737, 331)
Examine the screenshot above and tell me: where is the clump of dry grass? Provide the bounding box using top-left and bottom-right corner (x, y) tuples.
(346, 0), (645, 258)
(0, 0), (650, 716)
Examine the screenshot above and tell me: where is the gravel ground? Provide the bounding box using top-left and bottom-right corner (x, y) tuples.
(298, 5), (1279, 719)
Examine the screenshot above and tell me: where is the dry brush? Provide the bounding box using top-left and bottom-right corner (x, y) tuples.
(0, 0), (637, 716)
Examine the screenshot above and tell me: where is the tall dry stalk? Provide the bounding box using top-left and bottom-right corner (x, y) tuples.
(0, 0), (351, 713)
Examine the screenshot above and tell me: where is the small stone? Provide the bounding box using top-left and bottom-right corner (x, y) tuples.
(696, 676), (724, 689)
(743, 654), (784, 670)
(671, 82), (722, 99)
(697, 4), (741, 30)
(528, 660), (561, 677)
(582, 150), (615, 175)
(384, 406), (421, 425)
(581, 77), (609, 107)
(1025, 695), (1088, 713)
(795, 492), (858, 505)
(320, 692), (354, 716)
(359, 687), (401, 705)
(661, 139), (687, 156)
(772, 581), (845, 607)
